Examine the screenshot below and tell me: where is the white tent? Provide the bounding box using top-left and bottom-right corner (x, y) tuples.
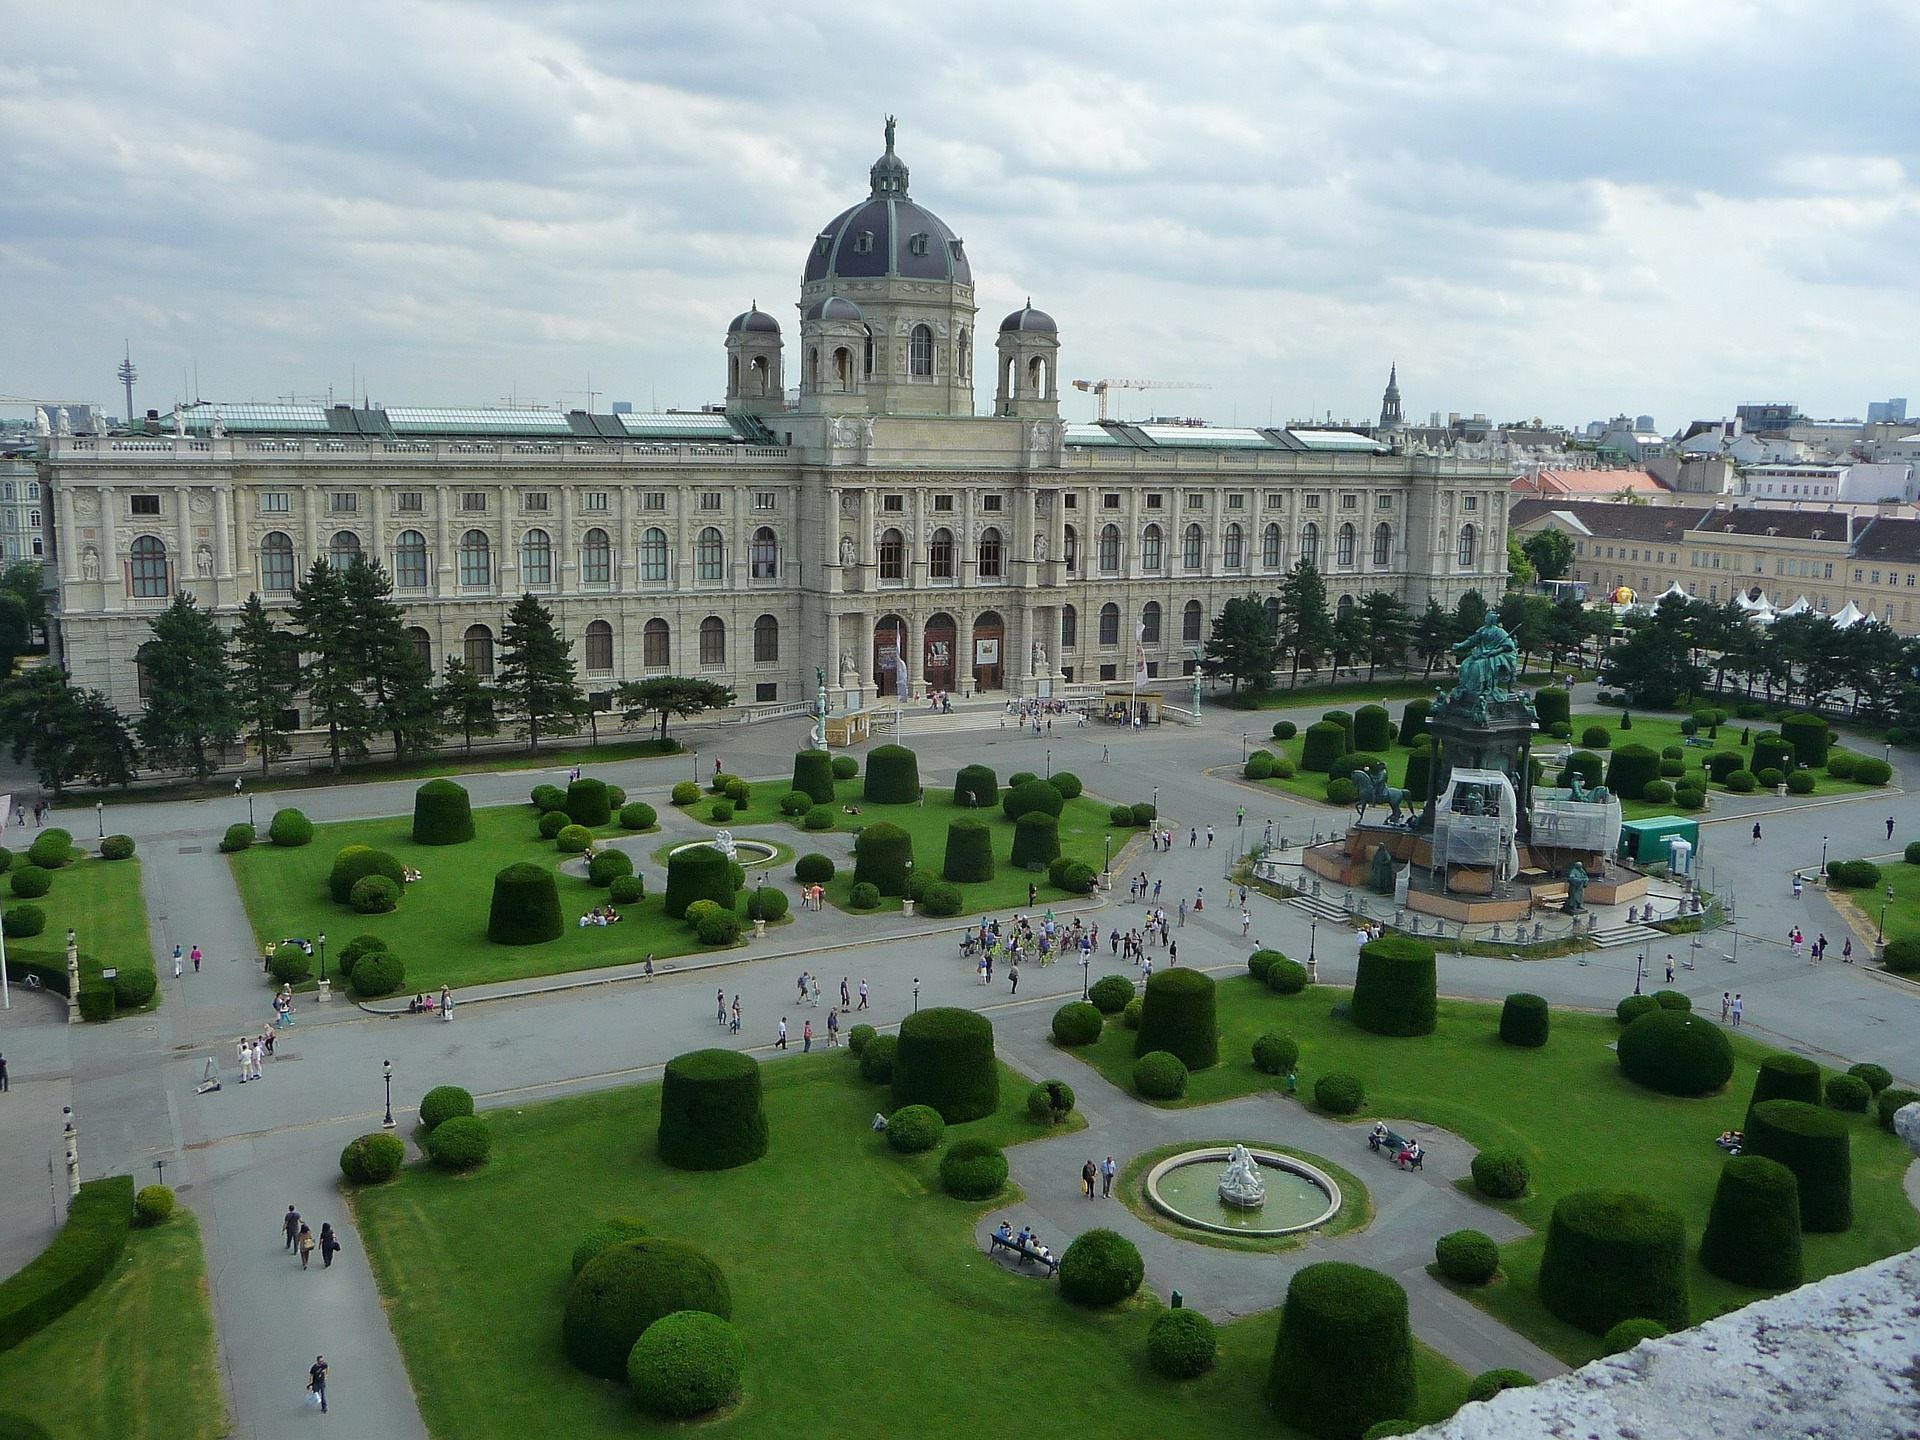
(1734, 589), (1771, 611)
(1831, 600), (1867, 629)
(1778, 595), (1813, 617)
(1658, 581), (1692, 603)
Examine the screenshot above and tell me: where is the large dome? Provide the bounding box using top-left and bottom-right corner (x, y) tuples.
(802, 121), (972, 288)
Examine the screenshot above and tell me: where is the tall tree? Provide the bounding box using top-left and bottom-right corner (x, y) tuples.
(1449, 589), (1489, 644)
(1599, 602), (1704, 708)
(342, 555), (441, 759)
(0, 667), (134, 795)
(1329, 606), (1369, 681)
(437, 656), (499, 755)
(1505, 532), (1535, 591)
(1273, 560), (1334, 682)
(1199, 594), (1276, 693)
(1496, 592), (1551, 673)
(1522, 528), (1576, 583)
(1355, 591), (1414, 680)
(495, 592), (585, 751)
(135, 593), (239, 779)
(0, 560), (48, 641)
(70, 689), (139, 789)
(0, 593), (27, 678)
(615, 676), (736, 746)
(230, 593), (300, 775)
(1543, 594), (1589, 673)
(288, 559), (373, 773)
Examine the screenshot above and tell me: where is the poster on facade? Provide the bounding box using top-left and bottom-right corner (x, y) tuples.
(974, 638), (998, 665)
(926, 640), (950, 669)
(877, 642), (899, 671)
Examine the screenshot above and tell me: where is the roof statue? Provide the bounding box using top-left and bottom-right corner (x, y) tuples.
(884, 113), (895, 150)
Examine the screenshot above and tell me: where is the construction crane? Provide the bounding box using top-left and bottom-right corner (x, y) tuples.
(1071, 378), (1211, 422)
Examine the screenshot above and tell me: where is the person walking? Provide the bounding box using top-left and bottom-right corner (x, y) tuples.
(237, 1037), (253, 1085)
(803, 1020), (813, 1053)
(826, 1008), (839, 1045)
(1101, 1156), (1116, 1197)
(1730, 993), (1745, 1028)
(1664, 955), (1675, 984)
(1888, 816), (1897, 842)
(1081, 1159), (1098, 1199)
(1206, 825), (1215, 848)
(717, 989), (727, 1027)
(776, 1017), (788, 1050)
(1236, 804), (1246, 828)
(319, 1223), (340, 1269)
(644, 954), (654, 981)
(1752, 822), (1762, 846)
(857, 980), (869, 1011)
(1188, 827), (1197, 848)
(1720, 992), (1731, 1022)
(190, 945), (201, 973)
(283, 1205), (302, 1252)
(1843, 937), (1854, 963)
(307, 1356), (328, 1414)
(250, 1039), (264, 1081)
(297, 1222), (316, 1270)
(0, 1053), (9, 1092)
(730, 995), (741, 1034)
(1178, 898), (1187, 927)
(1009, 961), (1019, 995)
(840, 977), (851, 1012)
(1168, 939), (1178, 966)
(1240, 908), (1251, 937)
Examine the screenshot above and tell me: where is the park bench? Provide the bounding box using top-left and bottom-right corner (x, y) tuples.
(1366, 1128), (1424, 1170)
(987, 1232), (1059, 1275)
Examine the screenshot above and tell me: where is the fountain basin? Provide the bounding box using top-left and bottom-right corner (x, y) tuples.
(667, 838), (779, 867)
(1145, 1147), (1341, 1237)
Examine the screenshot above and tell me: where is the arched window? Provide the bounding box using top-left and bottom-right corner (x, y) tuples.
(1262, 523), (1281, 568)
(1457, 523), (1477, 568)
(1142, 524), (1163, 572)
(1063, 524), (1077, 574)
(1141, 601), (1162, 643)
(879, 527), (905, 581)
(584, 619), (613, 672)
(833, 347), (852, 391)
(1264, 596), (1281, 629)
(519, 528), (552, 585)
(696, 526), (724, 581)
(1372, 522), (1392, 567)
(977, 527), (1003, 579)
(134, 641), (156, 699)
(463, 623), (494, 676)
(1338, 593), (1356, 622)
(581, 527), (612, 584)
(750, 526), (778, 580)
(806, 348), (819, 388)
(750, 356), (768, 395)
(754, 613), (779, 662)
(1098, 524), (1120, 572)
(909, 324), (934, 377)
(639, 527), (668, 582)
(1337, 523), (1356, 568)
(1183, 599), (1204, 643)
(699, 616), (726, 666)
(457, 530), (491, 588)
(406, 626), (432, 669)
(1027, 355), (1048, 394)
(930, 528), (955, 580)
(328, 531), (361, 570)
(1300, 522), (1320, 566)
(643, 618), (669, 669)
(862, 325), (875, 378)
(1098, 602), (1120, 647)
(1224, 523), (1244, 569)
(1183, 523), (1204, 570)
(129, 535), (169, 598)
(394, 530), (428, 588)
(1061, 604), (1078, 649)
(957, 327), (971, 378)
(261, 531), (295, 593)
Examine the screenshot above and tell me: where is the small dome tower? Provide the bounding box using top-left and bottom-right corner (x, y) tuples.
(796, 294), (870, 413)
(993, 300), (1059, 419)
(724, 303), (786, 416)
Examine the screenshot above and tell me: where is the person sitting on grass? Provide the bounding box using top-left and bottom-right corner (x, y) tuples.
(841, 804), (862, 815)
(1716, 1130), (1743, 1150)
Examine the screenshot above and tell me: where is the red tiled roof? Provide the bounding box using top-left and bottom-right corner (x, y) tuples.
(1511, 468), (1670, 497)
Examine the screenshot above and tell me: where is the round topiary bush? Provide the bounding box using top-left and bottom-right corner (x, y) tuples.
(1744, 1099), (1852, 1232)
(259, 806), (313, 849)
(664, 844), (736, 919)
(935, 817), (992, 884)
(1465, 1370), (1534, 1404)
(843, 1024), (876, 1056)
(1673, 785), (1705, 810)
(411, 779), (475, 846)
(1252, 1031), (1299, 1075)
(609, 875), (645, 905)
(1471, 1148), (1529, 1200)
(1352, 936), (1438, 1038)
(570, 1218), (649, 1277)
(1, 904), (45, 938)
(1651, 989), (1691, 1012)
(1315, 1072), (1364, 1115)
(709, 801), (735, 824)
(134, 1184), (175, 1227)
(93, 833), (133, 863)
(893, 1007), (999, 1121)
(1499, 993), (1550, 1047)
(1325, 777), (1359, 805)
(1059, 1228), (1144, 1307)
(537, 810), (570, 840)
(1148, 1308), (1218, 1379)
(1047, 858), (1096, 895)
(801, 805), (834, 831)
(488, 862), (563, 944)
(619, 802), (657, 831)
(934, 1138), (1008, 1200)
(825, 755), (855, 781)
(947, 763), (997, 811)
(1725, 768), (1757, 793)
(109, 967), (157, 1010)
(1558, 750), (1603, 790)
(1352, 704), (1391, 751)
(1617, 1009), (1734, 1096)
(1640, 780), (1675, 805)
(1132, 1050), (1189, 1099)
(1700, 1153), (1802, 1289)
(747, 886), (789, 922)
(857, 1032), (897, 1083)
(328, 845), (404, 904)
(339, 1131), (405, 1184)
(1537, 1190), (1689, 1334)
(350, 875), (400, 914)
(1883, 938), (1920, 974)
(1786, 771), (1815, 794)
(1247, 948), (1285, 982)
(791, 749), (836, 805)
(1245, 751), (1275, 780)
(883, 1103), (946, 1154)
(863, 743), (921, 803)
(563, 1237), (732, 1380)
(1750, 1053), (1822, 1113)
(1616, 994), (1659, 1025)
(531, 783), (566, 812)
(25, 830), (72, 869)
(557, 777), (607, 827)
(268, 945), (313, 985)
(852, 821), (914, 896)
(1265, 958), (1309, 995)
(552, 823), (592, 854)
(1824, 859), (1882, 889)
(418, 1085), (474, 1132)
(425, 1114), (492, 1171)
(8, 865), (51, 899)
(210, 823), (247, 851)
(587, 850), (634, 888)
(1434, 1229), (1499, 1285)
(1110, 803), (1136, 826)
(1877, 1086), (1919, 1130)
(1533, 687), (1570, 727)
(1605, 743), (1661, 800)
(1581, 725), (1611, 749)
(1026, 1078), (1077, 1125)
(1266, 1261), (1415, 1440)
(350, 950), (405, 997)
(1274, 718), (1300, 741)
(1121, 995), (1143, 1029)
(1088, 974), (1134, 1014)
(671, 781), (700, 806)
(695, 910), (742, 946)
(847, 881), (881, 909)
(1603, 1318), (1669, 1354)
(1050, 771), (1084, 800)
(1000, 778), (1065, 825)
(1848, 1062), (1893, 1095)
(794, 853), (834, 885)
(1751, 733), (1794, 776)
(627, 1309), (744, 1419)
(334, 934), (386, 977)
(1130, 801), (1156, 825)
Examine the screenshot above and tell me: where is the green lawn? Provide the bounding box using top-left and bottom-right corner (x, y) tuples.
(0, 1209), (225, 1439)
(1066, 978), (1920, 1366)
(2, 850), (156, 1007)
(1836, 855), (1919, 955)
(226, 804), (755, 992)
(356, 1054), (1469, 1440)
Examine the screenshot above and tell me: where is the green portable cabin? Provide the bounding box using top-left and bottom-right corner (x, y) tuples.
(1617, 815), (1700, 865)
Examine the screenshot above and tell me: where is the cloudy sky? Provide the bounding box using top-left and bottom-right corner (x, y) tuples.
(1, 0), (1913, 429)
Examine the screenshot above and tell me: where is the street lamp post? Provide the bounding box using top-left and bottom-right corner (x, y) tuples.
(1152, 784), (1159, 816)
(1046, 748), (1052, 779)
(95, 800), (103, 839)
(1634, 951), (1646, 995)
(1879, 886), (1892, 944)
(317, 932), (327, 984)
(1103, 832), (1111, 891)
(1080, 951), (1090, 1001)
(1820, 835), (1828, 877)
(1306, 920), (1318, 983)
(1242, 732), (1249, 761)
(913, 977), (920, 1013)
(382, 1059), (394, 1129)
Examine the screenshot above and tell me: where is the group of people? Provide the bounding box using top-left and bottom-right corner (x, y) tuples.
(992, 1220), (1054, 1265)
(170, 943), (203, 977)
(1787, 927), (1847, 963)
(404, 986), (455, 1018)
(9, 799), (52, 828)
(963, 912), (1091, 976)
(1079, 1155), (1118, 1198)
(1716, 1129), (1744, 1153)
(798, 884), (828, 910)
(283, 1203), (342, 1273)
(922, 691), (956, 714)
(577, 904), (626, 927)
(717, 978), (868, 1039)
(235, 1032), (272, 1082)
(1368, 1122), (1424, 1170)
(1720, 992), (1747, 1027)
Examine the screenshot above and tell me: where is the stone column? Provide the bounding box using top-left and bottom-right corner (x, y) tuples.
(557, 483), (574, 592)
(99, 488), (121, 609)
(213, 484), (235, 580)
(65, 931), (79, 1025)
(434, 486), (454, 594)
(173, 486), (193, 592)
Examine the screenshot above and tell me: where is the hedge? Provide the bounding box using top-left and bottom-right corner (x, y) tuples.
(1465, 1370), (1534, 1404)
(1130, 801), (1156, 825)
(1749, 1053), (1821, 1114)
(1132, 1050), (1189, 1099)
(671, 781), (700, 806)
(1353, 705), (1392, 751)
(794, 853), (835, 885)
(857, 1033), (897, 1083)
(339, 1132), (406, 1184)
(864, 744), (921, 803)
(892, 1007), (998, 1122)
(1272, 719), (1299, 741)
(1047, 858), (1096, 895)
(945, 763), (997, 811)
(1471, 1148), (1528, 1200)
(76, 983), (114, 1023)
(1001, 778), (1065, 823)
(1402, 748), (1432, 806)
(1351, 936), (1437, 1038)
(8, 866), (51, 900)
(792, 750), (836, 805)
(538, 810), (570, 840)
(1877, 1086), (1919, 1130)
(1883, 937), (1920, 974)
(588, 850), (634, 887)
(1605, 743), (1660, 800)
(747, 886), (789, 922)
(1314, 1072), (1364, 1115)
(0, 1174), (133, 1354)
(853, 821), (915, 897)
(1058, 1229), (1143, 1307)
(412, 779), (475, 845)
(425, 1115), (492, 1171)
(1026, 1080), (1077, 1127)
(556, 822), (596, 853)
(1003, 812), (1056, 871)
(328, 845), (404, 904)
(1617, 1009), (1734, 1096)
(1537, 1190), (1689, 1334)
(1744, 1099), (1852, 1232)
(884, 1104), (945, 1154)
(627, 1309), (744, 1419)
(1752, 734), (1794, 776)
(1498, 993), (1549, 1047)
(350, 875), (399, 914)
(350, 950), (405, 997)
(1252, 1031), (1299, 1075)
(267, 808), (313, 847)
(619, 802), (657, 831)
(487, 862), (563, 944)
(1651, 989), (1691, 1012)
(563, 1237), (731, 1380)
(532, 783), (566, 812)
(1559, 750), (1603, 789)
(1134, 966), (1218, 1069)
(559, 777), (608, 827)
(1580, 725), (1611, 749)
(25, 831), (72, 869)
(570, 1218), (649, 1277)
(1050, 771), (1084, 800)
(1, 907), (47, 940)
(1533, 687), (1569, 727)
(109, 967), (156, 1010)
(939, 1138), (1009, 1199)
(268, 945), (313, 986)
(1245, 751), (1275, 780)
(1266, 1262), (1415, 1440)
(99, 834), (135, 861)
(665, 844), (736, 918)
(1705, 750), (1745, 783)
(1854, 756), (1894, 784)
(1400, 699), (1433, 745)
(418, 1085), (474, 1132)
(338, 933), (390, 978)
(1824, 859), (1880, 889)
(1848, 1062), (1893, 1094)
(1147, 1307), (1218, 1379)
(1603, 1318), (1669, 1354)
(1088, 974), (1134, 1014)
(847, 881), (881, 909)
(1616, 994), (1659, 1025)
(1700, 1154), (1802, 1288)
(1434, 1229), (1499, 1285)
(1301, 721), (1346, 774)
(1322, 709), (1356, 752)
(1246, 948), (1284, 982)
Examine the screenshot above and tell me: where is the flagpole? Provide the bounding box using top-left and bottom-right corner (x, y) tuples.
(0, 796), (11, 1010)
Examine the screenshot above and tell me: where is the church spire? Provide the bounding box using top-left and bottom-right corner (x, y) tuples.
(868, 114), (910, 199)
(1379, 363), (1404, 430)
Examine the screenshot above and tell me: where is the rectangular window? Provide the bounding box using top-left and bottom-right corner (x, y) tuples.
(261, 492), (290, 514)
(699, 491), (722, 511)
(1340, 494), (1357, 510)
(394, 491), (423, 513)
(1063, 493), (1076, 509)
(752, 491), (776, 511)
(882, 494), (905, 513)
(1098, 663), (1117, 681)
(330, 492), (358, 513)
(1227, 494), (1245, 509)
(131, 494), (160, 515)
(1304, 494), (1320, 510)
(574, 490), (606, 513)
(642, 492), (667, 511)
(756, 682), (777, 702)
(1463, 495), (1478, 511)
(1854, 569), (1864, 582)
(934, 494), (954, 512)
(1102, 493), (1121, 510)
(1185, 493), (1203, 510)
(460, 492), (487, 512)
(1264, 492), (1283, 509)
(522, 491), (549, 512)
(1147, 494), (1164, 511)
(1378, 494), (1392, 510)
(981, 495), (1003, 511)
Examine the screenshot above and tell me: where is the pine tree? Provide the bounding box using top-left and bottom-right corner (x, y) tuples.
(437, 657), (499, 754)
(231, 593), (299, 775)
(0, 668), (134, 794)
(615, 676), (736, 746)
(1356, 591), (1414, 680)
(1199, 594), (1277, 693)
(71, 689), (139, 789)
(495, 592), (584, 751)
(1274, 559), (1334, 682)
(1450, 589), (1489, 644)
(1415, 598), (1451, 676)
(289, 559), (373, 773)
(342, 555), (441, 759)
(136, 593), (240, 779)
